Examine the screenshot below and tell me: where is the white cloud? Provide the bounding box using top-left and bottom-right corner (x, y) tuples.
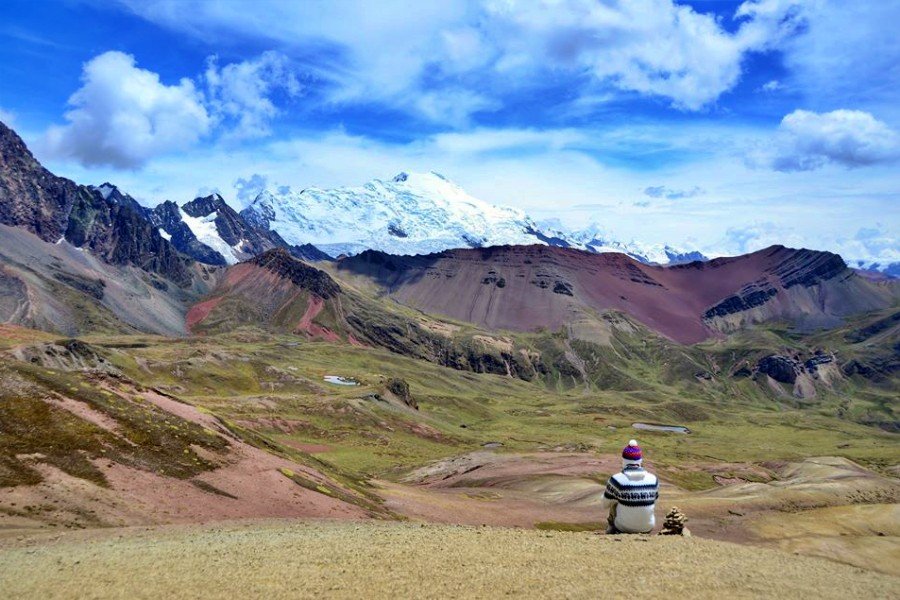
(41, 51), (211, 169)
(234, 173), (269, 204)
(39, 50), (306, 168)
(204, 51), (301, 139)
(643, 185), (704, 199)
(750, 109), (900, 171)
(412, 89), (499, 128)
(781, 2), (900, 114)
(758, 79), (782, 92)
(115, 0), (809, 117)
(484, 0), (805, 111)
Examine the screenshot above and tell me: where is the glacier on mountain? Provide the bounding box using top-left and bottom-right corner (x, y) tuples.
(241, 171), (706, 265)
(241, 171), (541, 258)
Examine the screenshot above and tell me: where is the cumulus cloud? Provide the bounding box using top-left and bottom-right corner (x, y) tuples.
(484, 0), (806, 111)
(233, 173), (269, 205)
(116, 0), (808, 118)
(40, 50), (304, 169)
(644, 185), (704, 199)
(205, 51), (301, 139)
(41, 51), (211, 169)
(750, 109), (900, 172)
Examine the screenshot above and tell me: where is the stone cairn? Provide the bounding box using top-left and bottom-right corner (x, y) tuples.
(659, 507), (690, 536)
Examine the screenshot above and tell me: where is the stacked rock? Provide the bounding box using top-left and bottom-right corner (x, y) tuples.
(660, 507), (689, 536)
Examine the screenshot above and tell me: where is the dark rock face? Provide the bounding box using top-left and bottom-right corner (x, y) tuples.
(0, 121), (84, 242)
(149, 200), (227, 266)
(387, 222), (408, 238)
(552, 281), (574, 296)
(238, 201), (275, 231)
(250, 248), (341, 299)
(88, 183), (147, 216)
(289, 243), (332, 262)
(385, 377), (417, 409)
(757, 354), (803, 384)
(769, 247), (847, 288)
(0, 121), (192, 285)
(704, 283), (778, 319)
(64, 189), (191, 285)
(804, 353), (834, 374)
(842, 357), (900, 382)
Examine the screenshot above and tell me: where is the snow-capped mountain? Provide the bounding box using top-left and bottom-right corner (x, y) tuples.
(241, 171), (542, 257)
(148, 192), (330, 266)
(534, 221), (706, 265)
(241, 171), (707, 264)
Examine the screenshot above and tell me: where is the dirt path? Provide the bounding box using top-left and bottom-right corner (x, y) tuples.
(1, 521), (896, 599)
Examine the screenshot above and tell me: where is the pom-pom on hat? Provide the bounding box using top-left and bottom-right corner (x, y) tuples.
(622, 439), (642, 462)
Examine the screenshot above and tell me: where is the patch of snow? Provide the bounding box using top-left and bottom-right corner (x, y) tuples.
(158, 228), (172, 241)
(97, 183), (115, 200)
(178, 207), (239, 265)
(55, 236), (65, 245)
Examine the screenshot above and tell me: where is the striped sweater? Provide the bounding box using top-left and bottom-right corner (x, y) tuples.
(599, 466), (659, 533)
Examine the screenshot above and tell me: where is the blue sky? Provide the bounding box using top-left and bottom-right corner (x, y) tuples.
(1, 0), (898, 265)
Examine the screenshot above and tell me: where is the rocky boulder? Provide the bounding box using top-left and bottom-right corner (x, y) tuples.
(756, 355), (803, 384)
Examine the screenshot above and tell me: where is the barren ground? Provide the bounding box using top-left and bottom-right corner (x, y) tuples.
(1, 520), (897, 600)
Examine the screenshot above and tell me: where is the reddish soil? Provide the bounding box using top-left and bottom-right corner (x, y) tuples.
(339, 245), (892, 343)
(0, 384), (373, 531)
(184, 296), (222, 331)
(295, 295), (324, 333)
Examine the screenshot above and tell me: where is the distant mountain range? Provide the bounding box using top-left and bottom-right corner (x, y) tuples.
(1, 119), (898, 392)
(239, 170), (710, 265)
(2, 113), (891, 274)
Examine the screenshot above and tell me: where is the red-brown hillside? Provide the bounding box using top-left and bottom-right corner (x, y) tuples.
(337, 245), (897, 344)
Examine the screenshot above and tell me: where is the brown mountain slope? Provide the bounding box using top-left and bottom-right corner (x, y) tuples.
(337, 245), (898, 344)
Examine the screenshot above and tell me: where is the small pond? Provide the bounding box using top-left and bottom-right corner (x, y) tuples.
(323, 375), (360, 386)
(631, 422), (691, 434)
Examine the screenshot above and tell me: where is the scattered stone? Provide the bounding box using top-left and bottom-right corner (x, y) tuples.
(385, 378), (417, 410)
(659, 507), (690, 536)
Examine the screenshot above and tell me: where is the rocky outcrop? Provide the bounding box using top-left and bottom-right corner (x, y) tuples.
(250, 249), (341, 299)
(289, 243), (332, 262)
(770, 247), (847, 288)
(703, 282), (778, 319)
(757, 355), (803, 384)
(750, 351), (842, 398)
(10, 339), (120, 374)
(0, 121), (192, 285)
(0, 121), (83, 242)
(385, 378), (417, 410)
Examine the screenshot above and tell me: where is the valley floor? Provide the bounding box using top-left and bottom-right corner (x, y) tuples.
(1, 520), (897, 600)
